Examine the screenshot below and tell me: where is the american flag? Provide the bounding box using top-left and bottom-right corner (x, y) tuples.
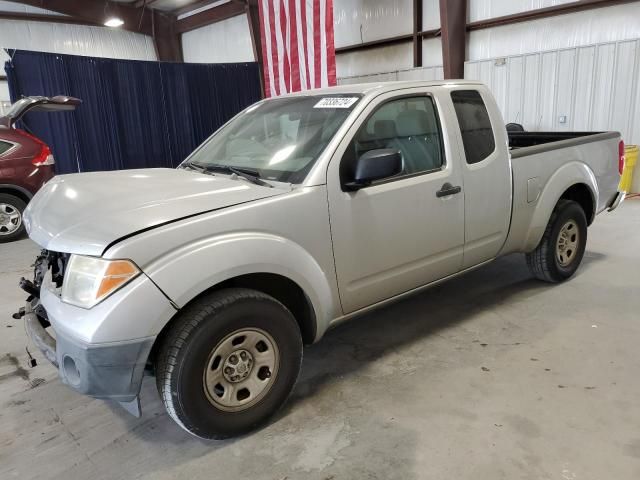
(257, 0), (337, 97)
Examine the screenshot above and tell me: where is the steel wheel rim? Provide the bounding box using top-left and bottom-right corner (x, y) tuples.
(0, 203), (22, 235)
(556, 220), (579, 267)
(203, 328), (280, 412)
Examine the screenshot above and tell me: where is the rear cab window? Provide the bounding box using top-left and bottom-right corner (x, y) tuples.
(451, 90), (496, 164)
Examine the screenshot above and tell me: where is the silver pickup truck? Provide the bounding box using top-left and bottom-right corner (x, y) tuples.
(17, 80), (624, 439)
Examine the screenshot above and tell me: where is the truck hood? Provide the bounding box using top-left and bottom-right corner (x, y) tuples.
(24, 168), (287, 256)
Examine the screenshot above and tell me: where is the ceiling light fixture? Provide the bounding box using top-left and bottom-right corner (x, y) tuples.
(104, 17), (124, 28)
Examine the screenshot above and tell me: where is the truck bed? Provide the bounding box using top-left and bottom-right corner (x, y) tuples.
(501, 129), (621, 256)
(508, 131), (616, 158)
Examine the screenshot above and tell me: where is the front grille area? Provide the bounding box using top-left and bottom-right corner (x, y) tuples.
(33, 250), (69, 291)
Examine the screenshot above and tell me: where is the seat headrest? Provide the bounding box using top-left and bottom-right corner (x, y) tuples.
(373, 119), (397, 140)
(396, 110), (433, 137)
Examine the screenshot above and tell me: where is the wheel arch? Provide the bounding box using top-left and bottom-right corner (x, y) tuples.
(0, 184), (32, 204)
(559, 183), (595, 225)
(523, 162), (598, 252)
(148, 272), (318, 371)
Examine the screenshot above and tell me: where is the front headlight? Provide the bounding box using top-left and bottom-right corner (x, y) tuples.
(61, 255), (140, 309)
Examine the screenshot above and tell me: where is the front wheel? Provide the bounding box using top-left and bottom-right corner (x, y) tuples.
(526, 199), (587, 282)
(155, 288), (303, 439)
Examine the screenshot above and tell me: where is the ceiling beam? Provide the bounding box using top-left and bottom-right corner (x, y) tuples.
(173, 0), (230, 17)
(335, 29), (439, 55)
(467, 0), (640, 31)
(133, 0), (162, 7)
(175, 0), (245, 33)
(0, 11), (100, 26)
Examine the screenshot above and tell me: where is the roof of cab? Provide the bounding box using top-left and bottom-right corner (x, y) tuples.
(281, 79), (484, 98)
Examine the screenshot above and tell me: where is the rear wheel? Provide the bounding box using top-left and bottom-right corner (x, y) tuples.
(526, 199), (587, 282)
(155, 288), (303, 439)
(0, 193), (27, 243)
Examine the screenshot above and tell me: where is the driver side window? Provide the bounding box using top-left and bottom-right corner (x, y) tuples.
(340, 95), (444, 184)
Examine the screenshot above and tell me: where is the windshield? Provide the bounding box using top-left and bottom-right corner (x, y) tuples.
(183, 94), (361, 183)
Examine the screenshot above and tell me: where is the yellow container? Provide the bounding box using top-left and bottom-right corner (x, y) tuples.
(620, 145), (639, 193)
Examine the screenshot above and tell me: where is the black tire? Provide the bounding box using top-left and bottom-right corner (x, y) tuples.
(526, 199), (587, 283)
(155, 288), (303, 439)
(0, 193), (27, 243)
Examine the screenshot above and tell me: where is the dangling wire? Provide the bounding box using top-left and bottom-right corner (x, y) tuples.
(138, 0), (147, 31)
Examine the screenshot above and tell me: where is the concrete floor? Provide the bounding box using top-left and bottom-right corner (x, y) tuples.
(1, 199), (639, 480)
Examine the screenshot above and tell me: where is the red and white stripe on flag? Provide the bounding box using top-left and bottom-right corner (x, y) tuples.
(257, 0), (337, 97)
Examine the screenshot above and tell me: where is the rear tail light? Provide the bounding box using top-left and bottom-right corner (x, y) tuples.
(619, 140), (625, 175)
(15, 129), (55, 166)
(32, 144), (55, 166)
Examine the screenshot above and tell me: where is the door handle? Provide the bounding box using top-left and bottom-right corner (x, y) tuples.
(436, 183), (462, 198)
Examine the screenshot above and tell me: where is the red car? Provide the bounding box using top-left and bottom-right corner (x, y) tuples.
(0, 96), (80, 242)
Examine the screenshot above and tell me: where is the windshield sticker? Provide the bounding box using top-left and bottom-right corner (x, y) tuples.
(314, 97), (359, 109)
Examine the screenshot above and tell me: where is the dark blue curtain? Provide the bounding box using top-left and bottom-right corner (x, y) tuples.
(4, 49), (262, 174)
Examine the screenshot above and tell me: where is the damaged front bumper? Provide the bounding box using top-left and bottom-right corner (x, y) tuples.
(23, 297), (154, 417)
(17, 250), (176, 417)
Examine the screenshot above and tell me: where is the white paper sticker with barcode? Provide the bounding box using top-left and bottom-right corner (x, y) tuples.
(314, 97), (359, 109)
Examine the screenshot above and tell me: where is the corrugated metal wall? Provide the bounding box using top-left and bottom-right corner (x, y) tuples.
(464, 2), (640, 144)
(0, 18), (156, 114)
(468, 0), (575, 22)
(338, 64), (443, 85)
(182, 14), (255, 63)
(334, 0), (441, 79)
(465, 40), (640, 144)
(468, 3), (640, 61)
(337, 2), (640, 144)
(0, 21), (156, 63)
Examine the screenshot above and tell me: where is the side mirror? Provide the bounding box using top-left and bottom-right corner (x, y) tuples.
(344, 149), (402, 191)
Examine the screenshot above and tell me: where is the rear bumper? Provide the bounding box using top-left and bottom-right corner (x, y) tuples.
(607, 191), (626, 212)
(24, 298), (154, 414)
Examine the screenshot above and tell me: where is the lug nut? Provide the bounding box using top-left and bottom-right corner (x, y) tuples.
(229, 355), (238, 365)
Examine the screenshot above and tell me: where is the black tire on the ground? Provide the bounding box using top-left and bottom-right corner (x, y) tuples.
(155, 288), (303, 439)
(0, 193), (27, 243)
(525, 199), (588, 283)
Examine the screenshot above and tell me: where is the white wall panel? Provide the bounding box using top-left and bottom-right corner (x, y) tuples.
(465, 39), (640, 144)
(610, 41), (638, 136)
(422, 0), (441, 30)
(539, 51), (557, 130)
(423, 37), (442, 67)
(468, 3), (640, 61)
(338, 65), (443, 85)
(573, 46), (595, 131)
(336, 42), (413, 78)
(492, 58), (507, 115)
(591, 43), (615, 131)
(505, 56), (524, 125)
(0, 19), (156, 64)
(468, 0), (575, 22)
(555, 49), (576, 131)
(632, 58), (640, 147)
(0, 80), (10, 115)
(333, 0), (412, 48)
(182, 14), (254, 63)
(522, 54), (540, 129)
